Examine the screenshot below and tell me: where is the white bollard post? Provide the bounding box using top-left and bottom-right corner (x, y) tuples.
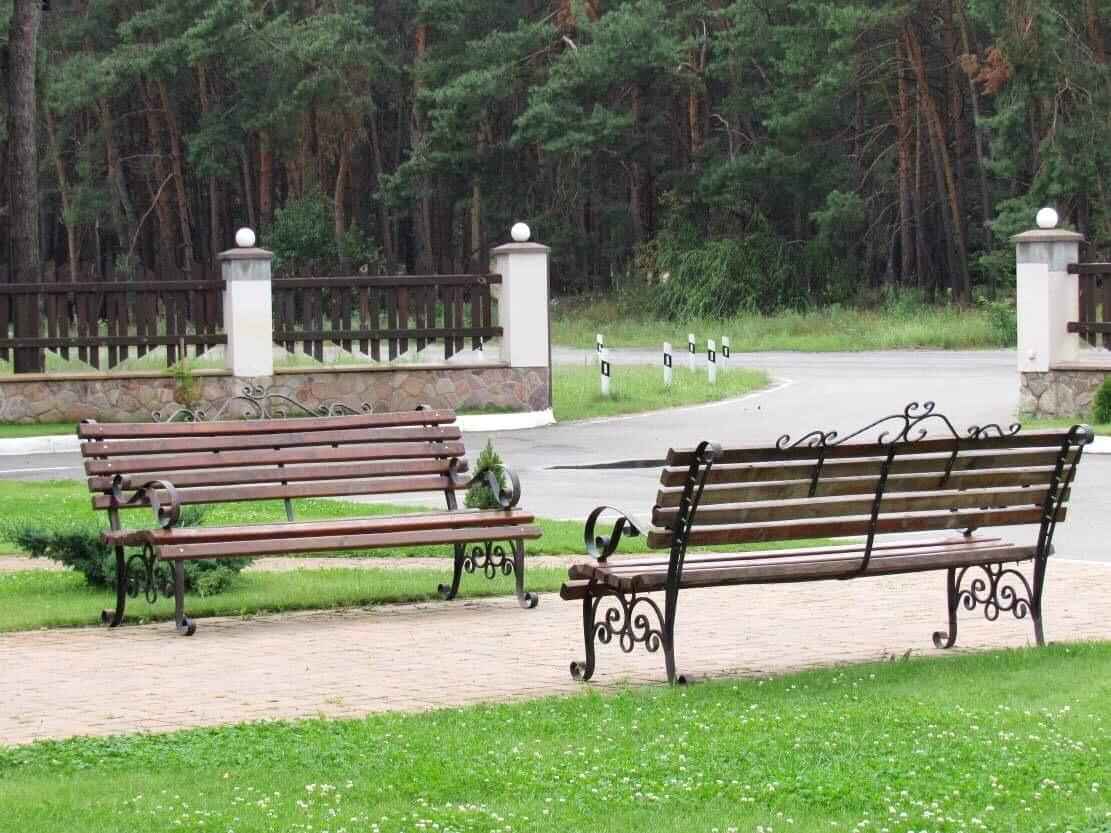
(219, 228), (274, 377)
(599, 347), (611, 398)
(663, 342), (673, 388)
(687, 333), (696, 372)
(596, 333), (604, 364)
(721, 336), (731, 368)
(707, 339), (717, 385)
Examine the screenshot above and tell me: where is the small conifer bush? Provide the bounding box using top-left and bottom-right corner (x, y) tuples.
(464, 440), (508, 510)
(1094, 376), (1111, 424)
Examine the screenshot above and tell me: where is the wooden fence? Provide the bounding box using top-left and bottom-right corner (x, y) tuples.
(0, 273), (225, 370)
(272, 274), (502, 362)
(1067, 262), (1111, 349)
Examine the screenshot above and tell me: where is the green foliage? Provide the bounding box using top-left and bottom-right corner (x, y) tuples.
(1094, 376), (1111, 424)
(169, 359), (200, 408)
(264, 194), (380, 273)
(977, 294), (1018, 346)
(1, 507), (251, 596)
(464, 440), (507, 509)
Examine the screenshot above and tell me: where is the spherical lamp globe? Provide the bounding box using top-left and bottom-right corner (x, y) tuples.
(1035, 207), (1059, 230)
(510, 222), (531, 243)
(235, 227), (257, 248)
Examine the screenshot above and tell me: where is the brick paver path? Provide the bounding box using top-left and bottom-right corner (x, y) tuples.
(2, 559), (1109, 746)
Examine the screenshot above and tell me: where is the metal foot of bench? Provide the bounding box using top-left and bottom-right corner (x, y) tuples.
(172, 561), (196, 637)
(932, 561), (1041, 649)
(439, 540), (538, 608)
(101, 546), (128, 628)
(570, 589), (680, 683)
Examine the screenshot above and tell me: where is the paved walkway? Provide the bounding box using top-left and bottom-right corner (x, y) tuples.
(2, 559), (1109, 746)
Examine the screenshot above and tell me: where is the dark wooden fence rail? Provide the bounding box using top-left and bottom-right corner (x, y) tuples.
(0, 277), (225, 371)
(272, 274), (502, 362)
(1067, 262), (1111, 349)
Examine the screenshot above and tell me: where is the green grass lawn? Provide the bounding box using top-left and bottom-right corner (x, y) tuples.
(0, 643), (1107, 832)
(553, 363), (769, 421)
(552, 296), (1012, 352)
(1021, 416), (1111, 436)
(0, 422), (75, 438)
(0, 566), (570, 632)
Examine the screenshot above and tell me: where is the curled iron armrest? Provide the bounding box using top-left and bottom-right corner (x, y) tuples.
(584, 505), (642, 562)
(111, 475), (182, 529)
(447, 458), (523, 509)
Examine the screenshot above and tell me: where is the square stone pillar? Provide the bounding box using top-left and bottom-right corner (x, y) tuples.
(1011, 228), (1084, 373)
(490, 240), (551, 369)
(218, 245), (274, 377)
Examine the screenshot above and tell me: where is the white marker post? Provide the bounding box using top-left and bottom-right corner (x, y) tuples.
(663, 342), (673, 388)
(707, 339), (717, 385)
(600, 348), (611, 398)
(596, 333), (604, 364)
(687, 333), (696, 372)
(721, 336), (731, 368)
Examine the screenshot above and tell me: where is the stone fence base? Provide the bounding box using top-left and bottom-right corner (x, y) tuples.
(0, 364), (549, 423)
(1019, 366), (1109, 418)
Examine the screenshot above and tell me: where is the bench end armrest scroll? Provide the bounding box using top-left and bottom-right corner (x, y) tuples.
(447, 458), (523, 509)
(584, 506), (642, 562)
(110, 475), (182, 529)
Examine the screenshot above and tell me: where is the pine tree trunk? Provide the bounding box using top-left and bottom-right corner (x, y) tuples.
(158, 80), (194, 269)
(44, 111), (80, 282)
(368, 109), (397, 272)
(957, 3), (994, 234)
(139, 79), (177, 272)
(1087, 0), (1107, 63)
(7, 0), (43, 371)
(334, 138), (351, 273)
(259, 136), (274, 229)
(895, 37), (915, 284)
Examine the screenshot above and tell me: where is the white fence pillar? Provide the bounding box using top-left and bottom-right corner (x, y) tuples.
(218, 231), (274, 377)
(490, 227), (552, 412)
(1011, 223), (1083, 373)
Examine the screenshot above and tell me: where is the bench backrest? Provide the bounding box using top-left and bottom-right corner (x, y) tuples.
(649, 421), (1093, 559)
(79, 408), (467, 520)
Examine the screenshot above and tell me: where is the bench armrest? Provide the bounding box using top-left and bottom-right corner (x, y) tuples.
(447, 458), (523, 509)
(110, 475), (182, 529)
(584, 505), (642, 562)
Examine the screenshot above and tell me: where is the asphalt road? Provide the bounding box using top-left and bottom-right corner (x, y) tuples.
(2, 348), (1106, 562)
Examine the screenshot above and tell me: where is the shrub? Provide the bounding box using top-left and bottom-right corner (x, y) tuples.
(1094, 376), (1111, 424)
(464, 440), (508, 510)
(977, 295), (1018, 346)
(3, 507), (251, 596)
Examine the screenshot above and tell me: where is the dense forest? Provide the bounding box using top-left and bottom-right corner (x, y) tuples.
(2, 0), (1110, 310)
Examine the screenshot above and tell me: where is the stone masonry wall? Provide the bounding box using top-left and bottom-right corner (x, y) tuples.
(0, 365), (549, 423)
(1019, 368), (1108, 418)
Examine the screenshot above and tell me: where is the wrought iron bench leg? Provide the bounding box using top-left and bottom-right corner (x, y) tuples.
(172, 561), (196, 637)
(101, 545), (128, 627)
(438, 543), (466, 600)
(512, 539), (538, 609)
(932, 561), (1043, 650)
(570, 593), (598, 681)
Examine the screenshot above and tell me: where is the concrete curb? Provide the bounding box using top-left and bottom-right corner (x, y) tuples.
(0, 434), (80, 456)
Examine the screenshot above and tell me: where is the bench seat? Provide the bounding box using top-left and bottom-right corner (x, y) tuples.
(562, 534), (1036, 596)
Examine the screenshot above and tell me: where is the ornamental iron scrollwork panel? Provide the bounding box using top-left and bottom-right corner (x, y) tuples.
(124, 544), (174, 605)
(775, 400), (1022, 450)
(933, 562), (1040, 649)
(463, 541), (515, 580)
(153, 381), (371, 422)
(593, 592), (665, 655)
(438, 538), (537, 609)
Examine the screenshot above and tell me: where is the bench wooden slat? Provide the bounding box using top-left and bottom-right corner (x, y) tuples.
(566, 534), (1008, 579)
(652, 485), (1061, 527)
(658, 448), (1077, 487)
(646, 506), (1062, 548)
(84, 441), (467, 476)
(93, 475), (454, 510)
(655, 467), (1057, 507)
(664, 431), (1075, 467)
(104, 508), (535, 547)
(77, 409), (456, 439)
(80, 425), (462, 457)
(89, 458), (457, 492)
(156, 523), (543, 560)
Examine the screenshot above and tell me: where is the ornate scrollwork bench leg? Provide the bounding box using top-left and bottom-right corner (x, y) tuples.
(932, 560), (1041, 649)
(437, 539), (538, 608)
(99, 544), (195, 636)
(570, 586), (680, 684)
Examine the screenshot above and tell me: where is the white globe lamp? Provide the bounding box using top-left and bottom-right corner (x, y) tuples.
(510, 222), (531, 243)
(235, 227), (257, 248)
(1035, 207), (1058, 230)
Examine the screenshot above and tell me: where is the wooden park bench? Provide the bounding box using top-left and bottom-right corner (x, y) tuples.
(79, 407), (540, 635)
(560, 402), (1094, 684)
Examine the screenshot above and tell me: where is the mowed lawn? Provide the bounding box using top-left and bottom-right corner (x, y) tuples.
(0, 643), (1107, 832)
